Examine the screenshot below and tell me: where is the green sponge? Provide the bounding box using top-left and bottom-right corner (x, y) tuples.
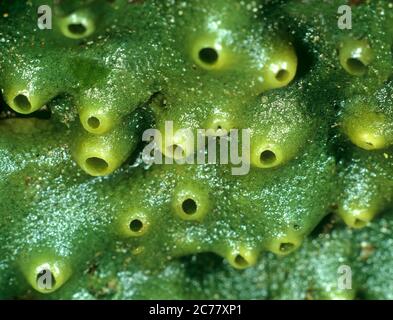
(0, 0), (393, 299)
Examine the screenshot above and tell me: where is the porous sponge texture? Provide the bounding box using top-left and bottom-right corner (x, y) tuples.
(0, 0), (393, 299)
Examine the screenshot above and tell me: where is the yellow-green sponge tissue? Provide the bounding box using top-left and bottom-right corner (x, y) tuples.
(1, 0), (393, 300)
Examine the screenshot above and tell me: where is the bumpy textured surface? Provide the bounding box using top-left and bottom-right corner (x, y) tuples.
(0, 0), (393, 299)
